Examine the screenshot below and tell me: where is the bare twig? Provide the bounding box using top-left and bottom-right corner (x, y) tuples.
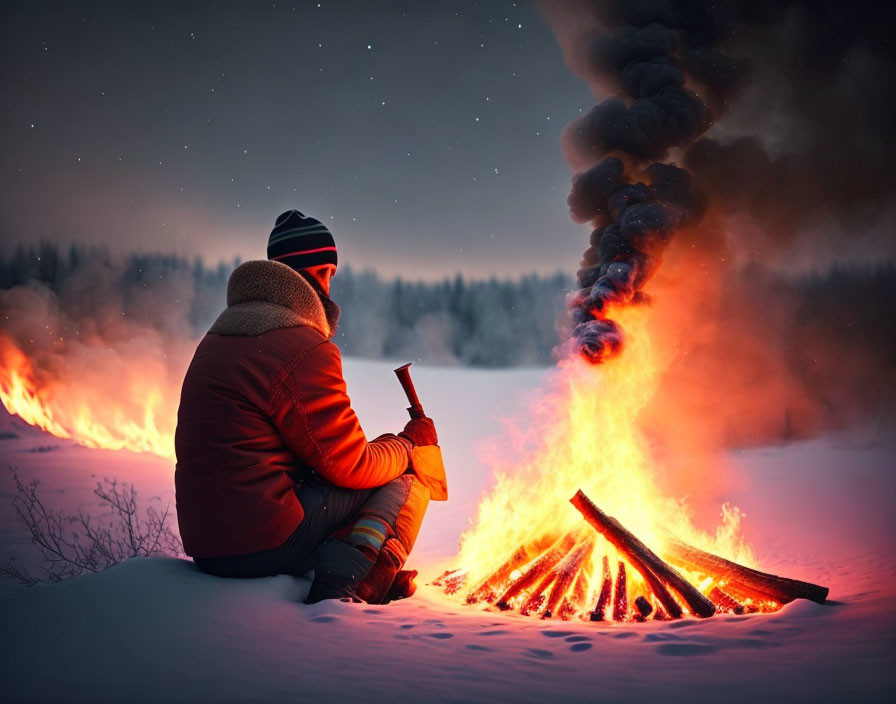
(1, 468), (183, 585)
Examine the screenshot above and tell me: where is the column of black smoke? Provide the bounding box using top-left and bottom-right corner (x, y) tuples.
(544, 0), (896, 458)
(557, 2), (748, 362)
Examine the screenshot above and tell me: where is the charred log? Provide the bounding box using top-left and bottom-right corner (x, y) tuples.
(589, 555), (613, 622)
(634, 595), (654, 621)
(612, 561), (627, 621)
(495, 536), (572, 611)
(558, 551), (593, 620)
(667, 540), (829, 605)
(466, 533), (560, 604)
(571, 490), (713, 617)
(708, 586), (745, 615)
(543, 539), (592, 619)
(520, 571), (557, 615)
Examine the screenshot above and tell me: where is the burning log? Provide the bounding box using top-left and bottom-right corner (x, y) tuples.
(708, 586), (745, 615)
(542, 539), (593, 619)
(432, 569), (466, 595)
(520, 571), (556, 615)
(495, 536), (572, 611)
(633, 596), (653, 621)
(466, 533), (561, 604)
(558, 548), (594, 620)
(558, 567), (589, 620)
(720, 587), (772, 610)
(589, 555), (613, 622)
(612, 561), (628, 621)
(571, 490), (716, 618)
(667, 540), (829, 606)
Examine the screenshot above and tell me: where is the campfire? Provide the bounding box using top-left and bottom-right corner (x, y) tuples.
(436, 489), (828, 621)
(433, 305), (829, 623)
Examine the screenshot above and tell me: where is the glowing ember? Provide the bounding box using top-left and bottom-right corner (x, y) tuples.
(0, 333), (174, 459)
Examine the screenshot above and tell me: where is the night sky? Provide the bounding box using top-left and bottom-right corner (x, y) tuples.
(1, 1), (596, 279)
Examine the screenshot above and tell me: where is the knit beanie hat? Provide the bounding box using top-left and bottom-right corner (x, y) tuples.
(267, 210), (337, 271)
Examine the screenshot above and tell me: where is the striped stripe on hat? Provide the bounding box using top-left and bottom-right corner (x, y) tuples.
(267, 210), (337, 271)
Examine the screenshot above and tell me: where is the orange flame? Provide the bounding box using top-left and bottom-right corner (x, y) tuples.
(456, 306), (757, 617)
(0, 333), (175, 459)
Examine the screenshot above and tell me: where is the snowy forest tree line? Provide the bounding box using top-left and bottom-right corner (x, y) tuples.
(0, 243), (570, 366)
(1, 243), (893, 368)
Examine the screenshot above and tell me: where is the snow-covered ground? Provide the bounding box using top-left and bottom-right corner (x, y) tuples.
(1, 359), (894, 702)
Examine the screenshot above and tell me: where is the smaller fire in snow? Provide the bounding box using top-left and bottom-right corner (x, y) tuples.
(0, 335), (70, 440)
(0, 333), (175, 460)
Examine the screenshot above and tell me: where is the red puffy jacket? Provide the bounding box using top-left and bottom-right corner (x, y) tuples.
(174, 260), (410, 559)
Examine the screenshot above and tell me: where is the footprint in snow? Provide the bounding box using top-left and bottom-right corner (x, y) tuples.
(465, 644), (493, 652)
(656, 643), (719, 656)
(540, 630), (574, 639)
(668, 619), (698, 629)
(643, 633), (685, 642)
(570, 643), (593, 652)
(399, 624), (415, 630)
(727, 637), (775, 649)
(477, 629), (509, 636)
(425, 632), (454, 639)
(311, 616), (338, 623)
(525, 648), (554, 659)
(565, 635), (590, 643)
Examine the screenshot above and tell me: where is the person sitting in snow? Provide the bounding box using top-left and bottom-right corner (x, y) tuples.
(174, 210), (437, 604)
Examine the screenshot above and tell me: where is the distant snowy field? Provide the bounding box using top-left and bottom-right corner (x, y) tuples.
(1, 359), (894, 703)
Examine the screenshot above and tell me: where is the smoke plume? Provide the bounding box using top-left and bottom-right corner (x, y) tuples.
(550, 1), (739, 362)
(542, 0), (896, 493)
(545, 0), (896, 363)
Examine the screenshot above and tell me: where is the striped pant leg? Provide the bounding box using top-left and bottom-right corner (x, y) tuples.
(352, 474), (431, 603)
(306, 474), (430, 602)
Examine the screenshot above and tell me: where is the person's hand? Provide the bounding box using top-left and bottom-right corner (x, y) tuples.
(399, 416), (438, 447)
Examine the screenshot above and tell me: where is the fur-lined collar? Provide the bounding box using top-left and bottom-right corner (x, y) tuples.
(208, 260), (332, 338)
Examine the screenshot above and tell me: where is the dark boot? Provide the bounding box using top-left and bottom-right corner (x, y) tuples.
(304, 539), (375, 604)
(385, 570), (418, 602)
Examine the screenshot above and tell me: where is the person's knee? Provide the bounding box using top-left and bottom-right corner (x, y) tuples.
(393, 474), (430, 551)
(346, 474), (430, 556)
